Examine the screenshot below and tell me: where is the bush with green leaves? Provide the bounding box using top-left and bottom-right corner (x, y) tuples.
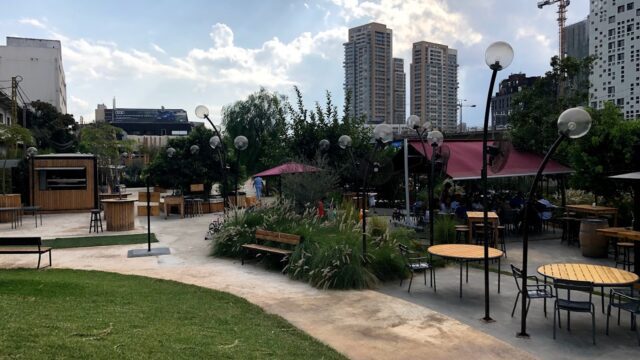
(211, 200), (416, 290)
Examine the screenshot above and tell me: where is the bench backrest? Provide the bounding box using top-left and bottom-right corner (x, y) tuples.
(255, 229), (301, 246)
(0, 237), (43, 247)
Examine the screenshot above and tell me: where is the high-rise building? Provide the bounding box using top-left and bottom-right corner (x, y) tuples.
(565, 19), (589, 59)
(410, 41), (458, 132)
(589, 1), (639, 119)
(343, 23), (393, 124)
(0, 37), (67, 114)
(392, 58), (406, 124)
(490, 73), (539, 128)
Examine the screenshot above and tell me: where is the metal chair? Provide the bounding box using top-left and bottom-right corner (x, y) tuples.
(398, 244), (435, 293)
(553, 279), (596, 345)
(606, 289), (640, 346)
(510, 265), (554, 318)
(615, 242), (634, 271)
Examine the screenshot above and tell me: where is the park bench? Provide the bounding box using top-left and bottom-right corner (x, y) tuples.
(0, 237), (52, 269)
(241, 229), (301, 266)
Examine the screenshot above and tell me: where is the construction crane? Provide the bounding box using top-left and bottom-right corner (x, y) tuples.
(538, 0), (570, 59)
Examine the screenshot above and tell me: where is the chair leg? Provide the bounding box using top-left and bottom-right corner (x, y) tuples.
(432, 268), (436, 292)
(408, 272), (414, 293)
(37, 253), (41, 269)
(423, 269), (427, 285)
(606, 304), (611, 336)
(567, 311), (571, 332)
(601, 287), (605, 314)
(592, 311), (596, 345)
(544, 296), (547, 317)
(526, 298), (531, 317)
(511, 291), (520, 317)
(553, 304), (557, 340)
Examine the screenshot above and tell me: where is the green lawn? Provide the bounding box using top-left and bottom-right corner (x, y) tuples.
(0, 269), (345, 359)
(43, 234), (159, 249)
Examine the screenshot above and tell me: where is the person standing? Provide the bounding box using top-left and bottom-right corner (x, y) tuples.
(253, 176), (264, 199)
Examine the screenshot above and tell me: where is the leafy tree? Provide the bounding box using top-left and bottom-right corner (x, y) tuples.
(26, 101), (78, 153)
(0, 124), (34, 194)
(78, 122), (135, 191)
(221, 88), (291, 176)
(145, 126), (223, 196)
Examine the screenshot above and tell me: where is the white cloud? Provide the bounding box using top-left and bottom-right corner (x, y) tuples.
(330, 0), (482, 54)
(151, 43), (166, 54)
(18, 18), (46, 29)
(209, 23), (234, 48)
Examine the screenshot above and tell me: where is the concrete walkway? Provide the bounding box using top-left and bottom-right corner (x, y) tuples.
(0, 211), (536, 360)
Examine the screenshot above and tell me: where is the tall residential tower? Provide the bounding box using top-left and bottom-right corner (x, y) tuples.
(344, 23), (404, 124)
(410, 41), (458, 132)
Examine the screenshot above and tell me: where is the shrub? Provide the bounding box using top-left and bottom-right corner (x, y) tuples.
(434, 215), (457, 244)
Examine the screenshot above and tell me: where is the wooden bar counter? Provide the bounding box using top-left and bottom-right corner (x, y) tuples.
(101, 199), (136, 231)
(0, 194), (21, 223)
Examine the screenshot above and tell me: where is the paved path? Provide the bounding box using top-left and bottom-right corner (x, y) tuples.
(0, 213), (535, 360)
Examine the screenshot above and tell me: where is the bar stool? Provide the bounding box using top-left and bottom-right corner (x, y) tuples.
(615, 242), (634, 271)
(495, 225), (507, 257)
(89, 209), (103, 233)
(193, 199), (203, 217)
(184, 199), (194, 217)
(455, 225), (470, 244)
(474, 223), (495, 247)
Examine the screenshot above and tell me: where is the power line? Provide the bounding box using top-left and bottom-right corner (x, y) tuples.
(17, 84), (33, 104)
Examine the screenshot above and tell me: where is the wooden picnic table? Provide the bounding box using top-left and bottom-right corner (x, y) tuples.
(538, 263), (639, 312)
(428, 244), (503, 298)
(596, 227), (640, 277)
(466, 211), (499, 243)
(566, 204), (618, 226)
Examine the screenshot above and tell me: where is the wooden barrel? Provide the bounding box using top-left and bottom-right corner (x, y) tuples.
(579, 218), (610, 257)
(0, 194), (21, 223)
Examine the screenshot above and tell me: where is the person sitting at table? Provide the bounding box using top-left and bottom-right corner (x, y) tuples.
(509, 191), (525, 209)
(536, 193), (555, 220)
(471, 195), (483, 211)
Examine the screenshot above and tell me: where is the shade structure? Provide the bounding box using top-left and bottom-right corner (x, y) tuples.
(609, 171), (640, 180)
(409, 140), (573, 180)
(253, 162), (321, 178)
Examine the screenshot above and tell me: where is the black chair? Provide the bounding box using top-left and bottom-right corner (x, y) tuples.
(89, 209), (103, 233)
(606, 289), (640, 346)
(510, 265), (554, 318)
(553, 279), (596, 345)
(398, 244), (435, 293)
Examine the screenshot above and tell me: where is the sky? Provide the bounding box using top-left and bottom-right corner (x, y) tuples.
(0, 0), (589, 128)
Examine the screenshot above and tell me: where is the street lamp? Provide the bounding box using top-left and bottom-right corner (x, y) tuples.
(196, 105), (230, 210)
(233, 135), (248, 207)
(26, 147), (38, 206)
(517, 107), (592, 337)
(481, 41), (514, 322)
(457, 100), (476, 132)
(339, 124), (393, 260)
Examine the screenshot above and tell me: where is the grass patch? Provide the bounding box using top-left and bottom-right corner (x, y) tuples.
(0, 269), (345, 359)
(43, 234), (159, 249)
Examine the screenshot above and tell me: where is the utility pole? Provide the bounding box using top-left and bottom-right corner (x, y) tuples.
(11, 77), (17, 126)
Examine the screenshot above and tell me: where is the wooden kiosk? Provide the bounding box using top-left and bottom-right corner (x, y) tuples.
(29, 154), (98, 211)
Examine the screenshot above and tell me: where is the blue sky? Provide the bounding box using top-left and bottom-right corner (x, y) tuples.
(0, 0), (589, 127)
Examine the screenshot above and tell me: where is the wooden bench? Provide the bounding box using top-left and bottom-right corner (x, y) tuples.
(241, 229), (302, 266)
(0, 237), (52, 269)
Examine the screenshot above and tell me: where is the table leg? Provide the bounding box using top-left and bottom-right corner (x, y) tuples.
(601, 286), (605, 314)
(466, 262), (469, 283)
(459, 261), (463, 298)
(635, 242), (640, 277)
(498, 258), (501, 294)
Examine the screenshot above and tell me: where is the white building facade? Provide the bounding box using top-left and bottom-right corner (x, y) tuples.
(0, 37), (67, 114)
(589, 1), (640, 119)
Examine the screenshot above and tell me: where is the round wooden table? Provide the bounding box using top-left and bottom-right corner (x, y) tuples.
(101, 199), (136, 231)
(428, 244), (504, 298)
(538, 263), (639, 312)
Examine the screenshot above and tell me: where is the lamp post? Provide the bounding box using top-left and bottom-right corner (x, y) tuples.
(407, 115), (434, 244)
(517, 107), (592, 337)
(195, 105), (229, 210)
(26, 146), (38, 206)
(481, 41), (514, 322)
(457, 100), (476, 132)
(427, 130), (443, 246)
(233, 135), (248, 207)
(339, 124), (393, 260)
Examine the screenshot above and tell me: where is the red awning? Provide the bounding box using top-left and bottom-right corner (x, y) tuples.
(253, 162), (321, 178)
(409, 140), (573, 180)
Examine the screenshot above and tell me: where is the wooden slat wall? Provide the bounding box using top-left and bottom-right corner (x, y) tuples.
(255, 229), (301, 245)
(31, 158), (96, 211)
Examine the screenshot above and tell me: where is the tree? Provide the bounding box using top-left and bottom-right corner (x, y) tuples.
(78, 122), (134, 191)
(26, 101), (78, 153)
(145, 126), (223, 196)
(0, 124), (34, 194)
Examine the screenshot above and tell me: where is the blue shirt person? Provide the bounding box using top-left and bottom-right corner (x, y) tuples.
(253, 176), (264, 199)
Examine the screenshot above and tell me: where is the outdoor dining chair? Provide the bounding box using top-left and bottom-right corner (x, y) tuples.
(553, 279), (596, 345)
(398, 244), (435, 293)
(606, 289), (640, 346)
(510, 264), (554, 318)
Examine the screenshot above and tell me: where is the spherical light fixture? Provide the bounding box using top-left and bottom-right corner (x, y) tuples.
(26, 147), (38, 158)
(166, 147), (176, 158)
(557, 107), (592, 139)
(319, 139), (330, 152)
(195, 105), (210, 119)
(234, 135), (248, 151)
(209, 135), (221, 149)
(338, 135), (352, 149)
(407, 115), (421, 130)
(427, 130), (444, 147)
(373, 123), (394, 144)
(190, 145), (200, 155)
(485, 41), (514, 71)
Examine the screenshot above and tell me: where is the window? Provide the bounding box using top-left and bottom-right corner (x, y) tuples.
(628, 24), (634, 32)
(37, 168), (87, 191)
(619, 5), (626, 13)
(608, 86), (616, 94)
(619, 52), (625, 60)
(609, 41), (615, 49)
(617, 98), (625, 106)
(628, 2), (635, 10)
(609, 28), (616, 36)
(619, 39), (625, 47)
(610, 16), (616, 23)
(609, 54), (616, 61)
